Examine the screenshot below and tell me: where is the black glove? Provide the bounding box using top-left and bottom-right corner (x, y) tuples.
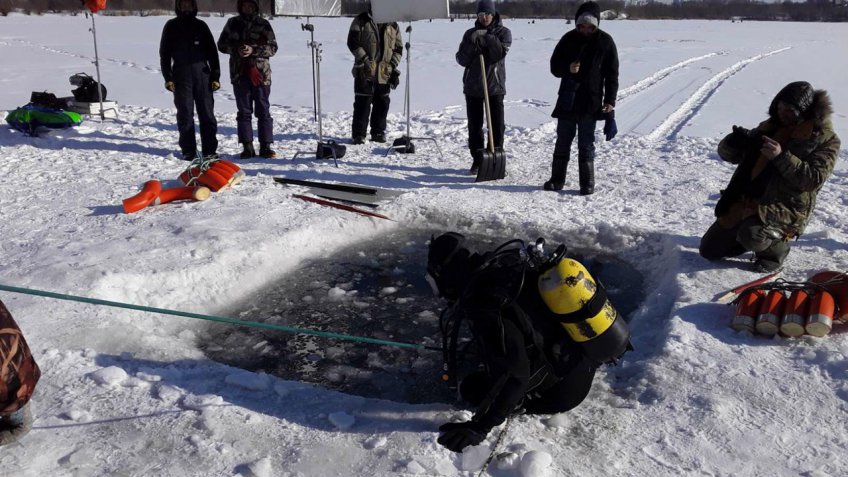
(602, 110), (617, 141)
(437, 420), (490, 453)
(471, 29), (488, 51)
(389, 69), (400, 90)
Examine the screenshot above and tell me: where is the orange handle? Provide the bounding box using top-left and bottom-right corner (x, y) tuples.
(155, 186), (211, 205)
(122, 180), (162, 214)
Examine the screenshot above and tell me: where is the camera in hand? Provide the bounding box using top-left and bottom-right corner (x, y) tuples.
(729, 125), (764, 150)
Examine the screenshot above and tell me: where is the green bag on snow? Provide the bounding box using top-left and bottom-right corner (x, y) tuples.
(5, 104), (83, 136)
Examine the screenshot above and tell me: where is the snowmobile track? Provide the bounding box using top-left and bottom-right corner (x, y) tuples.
(645, 47), (791, 142)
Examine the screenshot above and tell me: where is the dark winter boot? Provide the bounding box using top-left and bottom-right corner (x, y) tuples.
(543, 155), (568, 191)
(753, 240), (790, 272)
(259, 142), (276, 159)
(578, 160), (595, 195)
(470, 150), (482, 175)
(240, 142), (256, 159)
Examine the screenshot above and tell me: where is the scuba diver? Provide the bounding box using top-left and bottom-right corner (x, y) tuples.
(426, 232), (631, 453)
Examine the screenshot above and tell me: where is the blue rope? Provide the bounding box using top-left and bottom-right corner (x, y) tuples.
(0, 283), (438, 352)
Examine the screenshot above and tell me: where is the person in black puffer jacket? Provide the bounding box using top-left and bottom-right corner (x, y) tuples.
(455, 0), (512, 174)
(159, 0), (221, 160)
(545, 1), (619, 195)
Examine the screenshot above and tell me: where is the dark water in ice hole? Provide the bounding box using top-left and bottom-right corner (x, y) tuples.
(199, 229), (645, 404)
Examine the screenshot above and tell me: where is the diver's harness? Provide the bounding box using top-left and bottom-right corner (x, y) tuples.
(439, 237), (632, 390)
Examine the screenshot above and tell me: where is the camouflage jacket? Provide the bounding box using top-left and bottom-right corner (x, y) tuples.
(217, 12), (277, 86)
(1, 300), (40, 415)
(347, 11), (403, 94)
(715, 90), (840, 236)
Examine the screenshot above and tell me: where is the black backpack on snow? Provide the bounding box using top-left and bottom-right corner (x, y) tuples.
(69, 73), (107, 102)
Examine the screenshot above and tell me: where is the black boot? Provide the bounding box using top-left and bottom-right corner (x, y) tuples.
(543, 155), (568, 191)
(579, 160), (595, 195)
(753, 240), (790, 272)
(259, 142), (276, 159)
(240, 142), (255, 159)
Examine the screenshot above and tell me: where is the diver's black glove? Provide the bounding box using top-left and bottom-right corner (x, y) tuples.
(437, 420), (491, 452)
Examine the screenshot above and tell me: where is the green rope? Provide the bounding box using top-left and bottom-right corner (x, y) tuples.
(0, 283), (439, 352)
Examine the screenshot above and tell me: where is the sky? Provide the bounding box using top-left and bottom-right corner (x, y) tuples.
(0, 13), (847, 477)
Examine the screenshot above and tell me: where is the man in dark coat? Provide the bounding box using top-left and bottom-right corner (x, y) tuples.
(347, 3), (403, 145)
(427, 233), (598, 453)
(545, 1), (619, 195)
(217, 0), (278, 159)
(700, 82), (840, 272)
(159, 0), (221, 160)
(455, 0), (512, 174)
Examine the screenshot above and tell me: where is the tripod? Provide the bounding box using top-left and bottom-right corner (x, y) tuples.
(386, 23), (443, 159)
(292, 21), (345, 166)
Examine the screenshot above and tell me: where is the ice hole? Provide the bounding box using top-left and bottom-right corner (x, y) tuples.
(200, 229), (645, 404)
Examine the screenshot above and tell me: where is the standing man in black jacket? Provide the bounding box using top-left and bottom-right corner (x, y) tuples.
(455, 0), (512, 174)
(159, 0), (220, 160)
(545, 1), (619, 195)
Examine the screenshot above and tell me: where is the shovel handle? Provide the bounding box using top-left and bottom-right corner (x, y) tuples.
(479, 54), (495, 154)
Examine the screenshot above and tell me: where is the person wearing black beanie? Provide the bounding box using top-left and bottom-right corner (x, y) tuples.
(545, 1), (619, 195)
(159, 0), (221, 160)
(455, 0), (513, 173)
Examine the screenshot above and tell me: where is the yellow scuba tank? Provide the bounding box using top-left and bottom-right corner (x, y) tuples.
(537, 257), (631, 364)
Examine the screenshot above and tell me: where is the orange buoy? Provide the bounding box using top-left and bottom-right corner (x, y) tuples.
(122, 180), (162, 214)
(755, 290), (785, 336)
(733, 289), (765, 333)
(780, 289), (809, 337)
(806, 290), (835, 337)
(179, 166), (201, 185)
(809, 271), (848, 324)
(211, 160), (240, 175)
(154, 186), (211, 205)
(196, 168), (230, 191)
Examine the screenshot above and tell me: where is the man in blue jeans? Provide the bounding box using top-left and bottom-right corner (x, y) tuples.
(218, 0), (278, 159)
(546, 1), (618, 195)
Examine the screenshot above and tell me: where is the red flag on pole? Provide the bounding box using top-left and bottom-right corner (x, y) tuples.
(86, 0), (107, 13)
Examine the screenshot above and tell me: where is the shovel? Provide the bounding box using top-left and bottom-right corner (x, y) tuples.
(474, 54), (506, 182)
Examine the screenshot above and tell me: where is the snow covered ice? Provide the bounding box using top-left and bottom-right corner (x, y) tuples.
(1, 13), (847, 477)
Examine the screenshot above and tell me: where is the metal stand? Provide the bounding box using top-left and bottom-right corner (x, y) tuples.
(292, 22), (344, 166)
(89, 14), (111, 121)
(385, 23), (443, 159)
(303, 19), (317, 122)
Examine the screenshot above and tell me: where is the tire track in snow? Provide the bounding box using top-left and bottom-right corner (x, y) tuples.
(617, 52), (719, 102)
(645, 47), (791, 142)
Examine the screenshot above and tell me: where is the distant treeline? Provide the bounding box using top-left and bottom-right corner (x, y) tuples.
(2, 0), (847, 22)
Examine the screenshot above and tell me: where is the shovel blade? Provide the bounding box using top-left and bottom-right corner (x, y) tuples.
(474, 148), (506, 182)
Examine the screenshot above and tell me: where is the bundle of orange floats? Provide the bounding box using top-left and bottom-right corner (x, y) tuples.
(122, 157), (245, 214)
(732, 271), (848, 337)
